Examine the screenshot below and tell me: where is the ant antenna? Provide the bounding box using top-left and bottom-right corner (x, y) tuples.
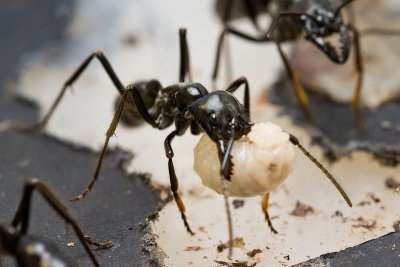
(288, 134), (353, 207)
(334, 0), (355, 16)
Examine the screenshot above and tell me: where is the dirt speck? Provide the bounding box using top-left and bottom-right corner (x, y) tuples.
(67, 242), (75, 247)
(183, 246), (205, 252)
(385, 177), (400, 191)
(290, 201), (315, 217)
(233, 199), (245, 209)
(392, 220), (400, 231)
(352, 217), (377, 230)
(247, 248), (262, 257)
(217, 237), (246, 253)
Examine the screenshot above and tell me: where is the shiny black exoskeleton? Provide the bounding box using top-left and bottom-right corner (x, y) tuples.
(14, 28), (352, 257)
(213, 0), (400, 122)
(0, 178), (99, 267)
(14, 28), (253, 240)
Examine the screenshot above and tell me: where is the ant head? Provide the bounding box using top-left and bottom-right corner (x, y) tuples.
(189, 91), (252, 142)
(303, 7), (350, 63)
(302, 0), (354, 63)
(0, 225), (15, 255)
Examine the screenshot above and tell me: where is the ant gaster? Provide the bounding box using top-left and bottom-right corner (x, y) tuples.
(0, 178), (100, 267)
(213, 0), (400, 123)
(14, 28), (352, 257)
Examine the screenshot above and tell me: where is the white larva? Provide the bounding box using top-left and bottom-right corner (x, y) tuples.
(193, 122), (295, 197)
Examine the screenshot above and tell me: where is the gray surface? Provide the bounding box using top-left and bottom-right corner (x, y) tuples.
(0, 1), (163, 266)
(269, 77), (400, 166)
(295, 231), (400, 267)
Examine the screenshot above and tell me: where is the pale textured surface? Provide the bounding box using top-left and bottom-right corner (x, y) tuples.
(13, 0), (400, 266)
(194, 122), (294, 197)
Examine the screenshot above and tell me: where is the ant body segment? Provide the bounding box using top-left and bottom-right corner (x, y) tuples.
(0, 178), (100, 267)
(14, 28), (352, 257)
(213, 0), (400, 123)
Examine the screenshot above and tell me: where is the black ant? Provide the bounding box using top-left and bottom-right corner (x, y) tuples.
(13, 28), (352, 257)
(213, 0), (400, 123)
(0, 178), (101, 267)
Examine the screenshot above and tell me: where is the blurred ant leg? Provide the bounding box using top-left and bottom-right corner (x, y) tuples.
(261, 193), (278, 234)
(179, 28), (193, 83)
(15, 51), (125, 132)
(72, 91), (129, 202)
(288, 134), (353, 207)
(164, 130), (195, 235)
(276, 42), (314, 123)
(11, 178), (100, 267)
(348, 26), (363, 111)
(224, 76), (250, 119)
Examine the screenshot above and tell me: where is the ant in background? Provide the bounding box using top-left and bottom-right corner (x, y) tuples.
(13, 28), (352, 257)
(0, 178), (102, 267)
(213, 0), (400, 123)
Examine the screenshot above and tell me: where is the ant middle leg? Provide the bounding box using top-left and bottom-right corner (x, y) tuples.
(261, 193), (278, 234)
(224, 76), (250, 119)
(14, 51), (125, 132)
(11, 178), (103, 267)
(179, 28), (192, 83)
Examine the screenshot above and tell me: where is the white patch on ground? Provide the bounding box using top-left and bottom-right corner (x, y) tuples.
(14, 0), (400, 266)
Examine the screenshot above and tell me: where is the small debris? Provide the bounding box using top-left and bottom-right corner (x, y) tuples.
(232, 199), (245, 209)
(357, 200), (371, 206)
(391, 244), (397, 251)
(385, 177), (400, 191)
(122, 33), (138, 46)
(198, 226), (206, 233)
(183, 246), (204, 252)
(247, 248), (262, 257)
(352, 217), (377, 230)
(67, 242), (75, 247)
(392, 220), (400, 232)
(284, 255), (290, 260)
(217, 237), (246, 253)
(290, 201), (315, 217)
(215, 260), (256, 267)
(368, 193), (381, 203)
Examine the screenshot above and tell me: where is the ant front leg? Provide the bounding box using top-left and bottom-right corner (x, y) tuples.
(164, 129), (195, 235)
(261, 193), (278, 234)
(14, 51), (125, 132)
(11, 178), (102, 267)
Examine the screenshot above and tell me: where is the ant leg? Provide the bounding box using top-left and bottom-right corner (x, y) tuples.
(288, 134), (353, 207)
(348, 26), (363, 111)
(164, 130), (194, 235)
(224, 76), (250, 119)
(72, 90), (130, 202)
(11, 178), (101, 267)
(261, 193), (278, 234)
(179, 28), (193, 83)
(14, 51), (125, 132)
(276, 42), (314, 123)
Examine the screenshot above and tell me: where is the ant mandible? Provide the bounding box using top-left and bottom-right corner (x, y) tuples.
(14, 28), (352, 257)
(0, 178), (101, 267)
(213, 0), (400, 123)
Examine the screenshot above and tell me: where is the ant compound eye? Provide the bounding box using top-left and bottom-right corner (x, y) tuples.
(210, 113), (218, 124)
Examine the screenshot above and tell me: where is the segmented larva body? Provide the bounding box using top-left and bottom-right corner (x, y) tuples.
(194, 122), (295, 197)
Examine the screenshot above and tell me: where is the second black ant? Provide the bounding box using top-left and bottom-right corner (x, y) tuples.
(213, 0), (400, 123)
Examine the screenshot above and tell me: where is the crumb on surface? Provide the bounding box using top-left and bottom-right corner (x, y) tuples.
(290, 201), (315, 217)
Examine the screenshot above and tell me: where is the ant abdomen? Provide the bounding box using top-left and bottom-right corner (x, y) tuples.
(115, 80), (162, 127)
